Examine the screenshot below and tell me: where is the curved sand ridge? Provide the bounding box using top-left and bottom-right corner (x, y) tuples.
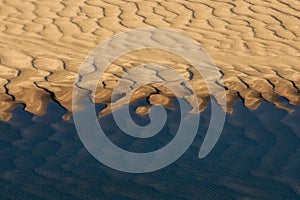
(0, 0), (299, 121)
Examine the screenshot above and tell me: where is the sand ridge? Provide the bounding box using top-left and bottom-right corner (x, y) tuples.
(0, 0), (299, 121)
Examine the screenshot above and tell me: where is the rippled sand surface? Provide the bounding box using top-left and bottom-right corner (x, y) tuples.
(0, 0), (299, 120)
(0, 101), (299, 199)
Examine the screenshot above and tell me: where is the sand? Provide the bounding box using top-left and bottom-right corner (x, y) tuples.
(0, 0), (299, 121)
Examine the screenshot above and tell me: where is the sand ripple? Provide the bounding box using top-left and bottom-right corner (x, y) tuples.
(0, 0), (299, 120)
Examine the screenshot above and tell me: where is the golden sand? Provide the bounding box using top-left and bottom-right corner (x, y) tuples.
(0, 0), (299, 121)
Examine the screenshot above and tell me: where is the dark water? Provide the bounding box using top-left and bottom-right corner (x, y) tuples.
(0, 100), (300, 200)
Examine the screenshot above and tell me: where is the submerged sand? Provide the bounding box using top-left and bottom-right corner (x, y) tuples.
(0, 0), (299, 121)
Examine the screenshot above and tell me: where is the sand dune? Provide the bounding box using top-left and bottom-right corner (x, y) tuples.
(1, 97), (300, 199)
(0, 0), (299, 121)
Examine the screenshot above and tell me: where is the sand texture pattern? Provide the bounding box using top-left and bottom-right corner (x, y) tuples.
(0, 0), (299, 120)
(0, 102), (300, 199)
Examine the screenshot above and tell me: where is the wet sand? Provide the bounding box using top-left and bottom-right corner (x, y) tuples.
(0, 0), (299, 121)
